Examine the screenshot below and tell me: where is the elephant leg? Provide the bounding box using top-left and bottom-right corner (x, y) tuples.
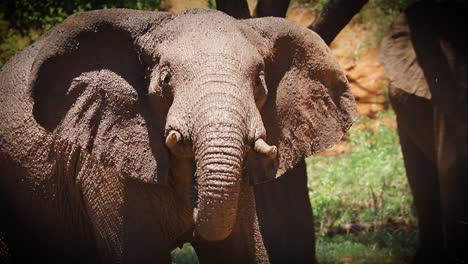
(434, 109), (468, 263)
(123, 179), (173, 264)
(0, 232), (11, 263)
(398, 126), (445, 260)
(192, 182), (269, 263)
(0, 190), (45, 263)
(254, 160), (316, 264)
(390, 90), (445, 261)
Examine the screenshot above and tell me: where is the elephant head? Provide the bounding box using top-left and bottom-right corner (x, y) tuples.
(29, 8), (357, 241)
(379, 1), (468, 123)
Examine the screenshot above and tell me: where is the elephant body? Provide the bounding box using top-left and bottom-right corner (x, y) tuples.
(0, 8), (357, 263)
(289, 0), (468, 261)
(380, 1), (468, 262)
(0, 38), (192, 262)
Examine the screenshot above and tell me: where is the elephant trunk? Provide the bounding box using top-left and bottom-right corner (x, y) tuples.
(192, 83), (246, 241)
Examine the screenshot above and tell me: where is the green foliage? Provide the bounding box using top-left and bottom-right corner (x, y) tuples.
(0, 0), (161, 67)
(171, 243), (199, 264)
(357, 0), (415, 42)
(373, 0), (415, 16)
(1, 0), (161, 34)
(306, 110), (415, 233)
(309, 0), (329, 13)
(207, 0), (216, 10)
(0, 25), (28, 66)
(292, 0), (329, 14)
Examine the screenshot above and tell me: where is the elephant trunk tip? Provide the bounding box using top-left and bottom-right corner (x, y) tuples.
(193, 208), (234, 241)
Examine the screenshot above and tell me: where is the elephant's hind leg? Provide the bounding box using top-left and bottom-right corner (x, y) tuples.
(434, 111), (468, 263)
(391, 91), (445, 262)
(398, 128), (446, 262)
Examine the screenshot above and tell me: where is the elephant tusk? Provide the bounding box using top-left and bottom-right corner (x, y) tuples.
(193, 208), (199, 221)
(165, 130), (182, 149)
(254, 138), (277, 159)
(192, 208), (199, 237)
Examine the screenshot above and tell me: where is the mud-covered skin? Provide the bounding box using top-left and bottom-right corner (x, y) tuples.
(0, 8), (356, 263)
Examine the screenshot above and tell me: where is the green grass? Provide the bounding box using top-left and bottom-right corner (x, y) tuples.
(347, 0), (416, 61)
(317, 229), (417, 264)
(307, 111), (414, 232)
(308, 111), (417, 263)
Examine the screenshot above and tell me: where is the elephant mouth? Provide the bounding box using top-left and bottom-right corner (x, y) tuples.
(189, 171), (199, 210)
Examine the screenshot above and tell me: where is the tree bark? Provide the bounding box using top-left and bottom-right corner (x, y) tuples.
(309, 0), (368, 45)
(216, 0), (251, 19)
(254, 0), (291, 18)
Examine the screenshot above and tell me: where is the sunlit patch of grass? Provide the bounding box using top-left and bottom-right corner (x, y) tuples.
(317, 229), (417, 264)
(307, 110), (417, 262)
(171, 230), (418, 263)
(307, 111), (415, 233)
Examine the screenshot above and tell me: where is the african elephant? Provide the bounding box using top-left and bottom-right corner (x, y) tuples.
(280, 0), (468, 262)
(0, 7), (357, 264)
(380, 2), (468, 263)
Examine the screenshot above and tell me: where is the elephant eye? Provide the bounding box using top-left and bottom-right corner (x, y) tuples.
(159, 67), (172, 100)
(254, 70), (268, 109)
(159, 68), (171, 88)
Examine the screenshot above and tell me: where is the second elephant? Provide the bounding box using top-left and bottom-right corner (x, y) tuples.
(380, 1), (468, 263)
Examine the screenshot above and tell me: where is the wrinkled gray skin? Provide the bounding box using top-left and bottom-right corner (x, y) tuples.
(0, 8), (357, 263)
(380, 2), (468, 263)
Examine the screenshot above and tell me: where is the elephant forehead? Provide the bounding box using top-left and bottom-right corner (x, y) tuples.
(169, 50), (259, 76)
(162, 37), (262, 85)
(168, 29), (256, 59)
(155, 10), (255, 54)
(172, 8), (239, 35)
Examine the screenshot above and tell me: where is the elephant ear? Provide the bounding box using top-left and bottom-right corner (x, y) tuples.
(242, 17), (358, 179)
(30, 9), (172, 184)
(378, 13), (431, 99)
